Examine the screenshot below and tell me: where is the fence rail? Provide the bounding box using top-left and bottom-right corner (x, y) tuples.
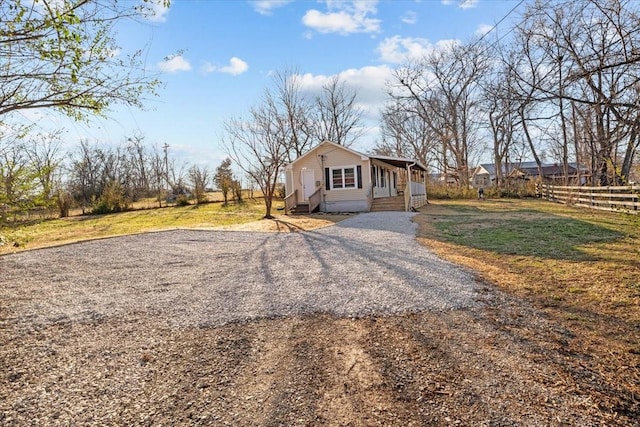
(541, 184), (640, 214)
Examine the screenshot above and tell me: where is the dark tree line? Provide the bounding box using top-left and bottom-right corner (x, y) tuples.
(376, 0), (640, 188)
(0, 132), (241, 221)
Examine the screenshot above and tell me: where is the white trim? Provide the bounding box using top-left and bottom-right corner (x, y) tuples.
(329, 165), (358, 190)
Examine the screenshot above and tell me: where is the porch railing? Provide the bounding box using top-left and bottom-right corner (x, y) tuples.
(284, 190), (297, 214)
(308, 188), (322, 213)
(405, 180), (427, 211)
(411, 180), (426, 195)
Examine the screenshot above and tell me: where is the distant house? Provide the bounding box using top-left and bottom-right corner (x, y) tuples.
(428, 172), (458, 185)
(284, 141), (428, 213)
(471, 161), (589, 187)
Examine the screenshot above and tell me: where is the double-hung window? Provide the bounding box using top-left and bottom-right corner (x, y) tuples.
(331, 166), (357, 189)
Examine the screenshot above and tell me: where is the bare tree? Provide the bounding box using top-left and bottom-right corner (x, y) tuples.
(514, 0), (640, 185)
(390, 41), (489, 187)
(481, 60), (523, 189)
(125, 134), (151, 200)
(149, 144), (166, 207)
(313, 75), (365, 147)
(222, 94), (289, 218)
(188, 165), (210, 205)
(271, 69), (314, 161)
(375, 100), (437, 167)
(68, 139), (101, 213)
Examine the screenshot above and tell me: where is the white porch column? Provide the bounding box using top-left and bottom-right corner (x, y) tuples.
(406, 163), (413, 211)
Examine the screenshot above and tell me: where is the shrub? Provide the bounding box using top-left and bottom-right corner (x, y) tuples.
(56, 190), (73, 218)
(427, 180), (538, 200)
(92, 181), (131, 214)
(175, 194), (190, 206)
(427, 183), (477, 199)
(232, 180), (243, 203)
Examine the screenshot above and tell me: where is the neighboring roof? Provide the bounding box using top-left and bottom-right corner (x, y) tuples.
(475, 161), (588, 177)
(519, 164), (578, 177)
(477, 161), (539, 175)
(289, 140), (428, 171)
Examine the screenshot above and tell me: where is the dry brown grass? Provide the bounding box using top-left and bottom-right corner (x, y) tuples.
(413, 199), (640, 406)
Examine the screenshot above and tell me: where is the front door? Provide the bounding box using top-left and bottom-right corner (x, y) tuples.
(302, 169), (315, 201)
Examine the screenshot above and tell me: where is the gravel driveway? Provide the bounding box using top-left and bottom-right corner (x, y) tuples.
(1, 212), (480, 331)
(3, 212), (629, 426)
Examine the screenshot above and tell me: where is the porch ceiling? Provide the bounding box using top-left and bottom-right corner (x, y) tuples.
(369, 155), (428, 171)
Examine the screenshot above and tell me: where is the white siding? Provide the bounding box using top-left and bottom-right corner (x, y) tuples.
(290, 150), (323, 203)
(290, 142), (372, 212)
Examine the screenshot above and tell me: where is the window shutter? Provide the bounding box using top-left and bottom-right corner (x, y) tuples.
(325, 168), (330, 190)
(357, 165), (362, 189)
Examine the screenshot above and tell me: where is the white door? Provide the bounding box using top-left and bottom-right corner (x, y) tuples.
(302, 169), (315, 200)
(373, 165), (386, 198)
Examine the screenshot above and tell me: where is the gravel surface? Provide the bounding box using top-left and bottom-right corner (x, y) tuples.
(2, 212), (634, 426)
(0, 212), (480, 331)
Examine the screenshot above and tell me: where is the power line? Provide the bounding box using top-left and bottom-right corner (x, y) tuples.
(472, 0), (527, 48)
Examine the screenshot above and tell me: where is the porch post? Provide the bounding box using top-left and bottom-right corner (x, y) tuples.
(406, 163), (413, 211)
(423, 170), (427, 204)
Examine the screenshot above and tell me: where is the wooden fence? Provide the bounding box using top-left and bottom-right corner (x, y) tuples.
(540, 184), (640, 214)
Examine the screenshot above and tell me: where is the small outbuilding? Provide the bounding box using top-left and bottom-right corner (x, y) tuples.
(284, 141), (428, 214)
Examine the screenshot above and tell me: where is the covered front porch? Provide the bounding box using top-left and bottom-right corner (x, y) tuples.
(369, 155), (428, 211)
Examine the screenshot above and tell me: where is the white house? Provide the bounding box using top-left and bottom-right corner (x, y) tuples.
(284, 141), (428, 213)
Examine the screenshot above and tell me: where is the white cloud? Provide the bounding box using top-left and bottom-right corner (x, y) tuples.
(302, 0), (381, 35)
(475, 24), (494, 37)
(158, 55), (191, 73)
(401, 11), (417, 25)
(203, 57), (249, 75)
(377, 36), (435, 64)
(441, 0), (479, 9)
(220, 57), (249, 75)
(140, 0), (170, 22)
(251, 0), (293, 15)
(298, 65), (394, 120)
(459, 0), (479, 9)
(377, 36), (461, 64)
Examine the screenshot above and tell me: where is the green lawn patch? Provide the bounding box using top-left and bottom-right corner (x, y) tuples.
(0, 200), (267, 254)
(434, 213), (624, 260)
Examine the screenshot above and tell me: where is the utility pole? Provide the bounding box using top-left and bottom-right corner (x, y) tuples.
(163, 143), (169, 192)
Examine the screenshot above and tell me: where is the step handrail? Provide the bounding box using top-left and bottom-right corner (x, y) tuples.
(308, 188), (322, 213)
(284, 190), (298, 213)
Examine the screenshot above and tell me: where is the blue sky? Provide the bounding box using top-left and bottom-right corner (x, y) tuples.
(31, 0), (526, 168)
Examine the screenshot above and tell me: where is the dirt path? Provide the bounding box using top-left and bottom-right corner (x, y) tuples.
(2, 288), (632, 425)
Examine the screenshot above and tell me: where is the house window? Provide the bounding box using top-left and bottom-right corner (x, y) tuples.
(331, 166), (357, 189)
